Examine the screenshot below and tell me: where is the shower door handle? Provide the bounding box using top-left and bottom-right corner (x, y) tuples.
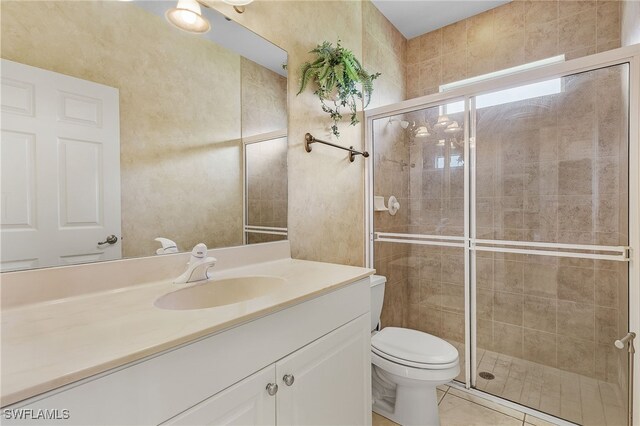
(614, 332), (635, 426)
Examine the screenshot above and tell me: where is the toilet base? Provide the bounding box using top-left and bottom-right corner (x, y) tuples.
(371, 360), (459, 426)
(372, 382), (440, 426)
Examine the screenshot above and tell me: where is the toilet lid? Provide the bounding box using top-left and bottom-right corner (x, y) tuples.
(371, 327), (459, 365)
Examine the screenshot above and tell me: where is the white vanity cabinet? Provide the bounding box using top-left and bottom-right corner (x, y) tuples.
(162, 365), (277, 426)
(164, 315), (370, 426)
(275, 315), (370, 426)
(4, 278), (371, 426)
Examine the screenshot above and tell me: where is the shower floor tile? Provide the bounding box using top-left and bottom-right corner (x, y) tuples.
(471, 348), (627, 426)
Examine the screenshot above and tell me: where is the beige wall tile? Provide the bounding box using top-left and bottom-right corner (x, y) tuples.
(558, 159), (593, 195)
(559, 0), (596, 18)
(557, 300), (595, 341)
(419, 58), (442, 91)
(558, 9), (597, 52)
(494, 322), (524, 358)
(468, 40), (496, 76)
(420, 29), (443, 61)
(557, 266), (595, 303)
(595, 269), (618, 307)
(594, 306), (617, 345)
(442, 20), (468, 52)
(525, 20), (559, 62)
(524, 296), (557, 333)
(441, 50), (468, 84)
(597, 1), (621, 44)
(558, 337), (595, 375)
(494, 1), (525, 37)
(524, 262), (558, 298)
(494, 30), (525, 70)
(494, 292), (524, 326)
(525, 1), (559, 24)
(441, 284), (465, 313)
(524, 328), (557, 366)
(467, 9), (495, 45)
(495, 260), (525, 293)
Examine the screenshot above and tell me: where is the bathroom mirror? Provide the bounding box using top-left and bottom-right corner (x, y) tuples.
(0, 0), (288, 272)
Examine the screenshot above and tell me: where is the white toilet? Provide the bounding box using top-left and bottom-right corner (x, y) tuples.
(370, 275), (460, 426)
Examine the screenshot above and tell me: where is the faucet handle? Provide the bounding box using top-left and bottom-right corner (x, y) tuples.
(191, 243), (208, 259)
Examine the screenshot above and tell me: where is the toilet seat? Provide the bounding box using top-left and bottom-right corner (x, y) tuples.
(371, 327), (459, 370)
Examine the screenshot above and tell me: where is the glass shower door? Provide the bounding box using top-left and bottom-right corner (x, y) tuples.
(470, 63), (630, 424)
(371, 99), (469, 383)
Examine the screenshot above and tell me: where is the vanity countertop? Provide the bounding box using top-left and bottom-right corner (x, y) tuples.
(1, 258), (374, 407)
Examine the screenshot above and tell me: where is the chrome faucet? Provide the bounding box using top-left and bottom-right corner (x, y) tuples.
(174, 243), (217, 284)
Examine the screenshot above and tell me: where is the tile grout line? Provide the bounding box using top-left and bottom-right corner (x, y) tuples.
(446, 390), (526, 423)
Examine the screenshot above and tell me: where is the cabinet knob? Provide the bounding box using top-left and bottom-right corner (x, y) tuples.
(266, 383), (278, 396)
(283, 374), (295, 386)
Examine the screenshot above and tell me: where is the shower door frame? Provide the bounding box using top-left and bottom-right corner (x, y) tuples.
(364, 44), (640, 425)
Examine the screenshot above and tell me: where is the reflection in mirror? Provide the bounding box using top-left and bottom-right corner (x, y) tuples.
(244, 132), (288, 244)
(0, 1), (287, 272)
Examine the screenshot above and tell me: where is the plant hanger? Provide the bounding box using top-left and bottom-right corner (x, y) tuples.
(297, 40), (380, 138)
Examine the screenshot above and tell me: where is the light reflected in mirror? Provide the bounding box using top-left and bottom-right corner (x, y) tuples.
(0, 0), (288, 272)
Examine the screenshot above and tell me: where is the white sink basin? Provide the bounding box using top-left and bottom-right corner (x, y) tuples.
(154, 276), (287, 310)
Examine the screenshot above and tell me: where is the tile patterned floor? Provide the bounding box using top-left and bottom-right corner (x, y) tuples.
(472, 348), (626, 426)
(374, 341), (627, 426)
(373, 384), (555, 426)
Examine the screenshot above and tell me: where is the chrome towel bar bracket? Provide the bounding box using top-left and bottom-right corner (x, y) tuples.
(304, 133), (369, 163)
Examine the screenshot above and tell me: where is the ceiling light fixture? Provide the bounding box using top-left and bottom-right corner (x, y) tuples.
(434, 115), (451, 129)
(165, 0), (211, 34)
(414, 126), (430, 138)
(444, 121), (462, 134)
(222, 0), (254, 14)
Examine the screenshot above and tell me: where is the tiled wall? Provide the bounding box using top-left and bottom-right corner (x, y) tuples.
(399, 0), (629, 383)
(399, 61), (629, 383)
(364, 1), (410, 328)
(372, 116), (411, 327)
(406, 0), (622, 99)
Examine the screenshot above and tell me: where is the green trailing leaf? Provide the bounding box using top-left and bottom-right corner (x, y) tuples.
(296, 39), (380, 138)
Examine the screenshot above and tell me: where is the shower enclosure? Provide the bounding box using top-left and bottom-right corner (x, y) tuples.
(366, 46), (639, 425)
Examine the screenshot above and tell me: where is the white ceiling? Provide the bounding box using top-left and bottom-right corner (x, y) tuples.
(371, 0), (511, 39)
(132, 1), (287, 77)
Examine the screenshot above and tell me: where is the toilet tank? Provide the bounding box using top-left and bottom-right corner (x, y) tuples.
(370, 275), (386, 331)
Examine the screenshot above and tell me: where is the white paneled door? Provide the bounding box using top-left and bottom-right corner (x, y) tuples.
(1, 59), (121, 271)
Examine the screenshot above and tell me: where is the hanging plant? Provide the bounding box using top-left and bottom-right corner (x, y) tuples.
(297, 40), (380, 138)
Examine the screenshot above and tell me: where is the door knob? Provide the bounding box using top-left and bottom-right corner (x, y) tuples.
(283, 374), (295, 386)
(98, 235), (118, 246)
(266, 383), (278, 396)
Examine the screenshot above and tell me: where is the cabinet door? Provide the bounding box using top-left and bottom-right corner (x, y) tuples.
(162, 365), (276, 426)
(275, 314), (371, 426)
